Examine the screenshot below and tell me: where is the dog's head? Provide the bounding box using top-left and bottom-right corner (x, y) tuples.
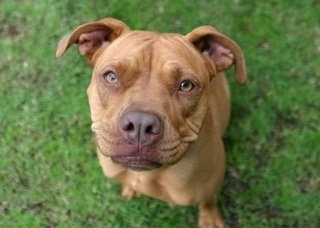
(56, 18), (246, 171)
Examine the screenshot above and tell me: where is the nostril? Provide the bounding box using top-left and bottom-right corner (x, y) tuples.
(124, 122), (135, 131)
(145, 125), (154, 134)
(145, 123), (161, 135)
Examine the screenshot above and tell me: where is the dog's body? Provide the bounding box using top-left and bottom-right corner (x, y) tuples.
(56, 18), (246, 227)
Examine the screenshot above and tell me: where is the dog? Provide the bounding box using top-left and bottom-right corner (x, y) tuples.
(56, 18), (247, 227)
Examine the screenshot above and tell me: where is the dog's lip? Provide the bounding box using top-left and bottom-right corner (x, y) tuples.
(111, 156), (163, 171)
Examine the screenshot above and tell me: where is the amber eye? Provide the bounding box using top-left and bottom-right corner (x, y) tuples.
(103, 71), (118, 84)
(179, 80), (195, 92)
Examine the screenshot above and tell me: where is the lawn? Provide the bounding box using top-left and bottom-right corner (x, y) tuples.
(1, 0), (319, 227)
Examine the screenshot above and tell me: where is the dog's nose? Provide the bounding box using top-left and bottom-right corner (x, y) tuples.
(119, 111), (163, 145)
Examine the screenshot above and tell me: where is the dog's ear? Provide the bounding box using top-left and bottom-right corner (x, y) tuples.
(185, 26), (247, 85)
(56, 18), (129, 63)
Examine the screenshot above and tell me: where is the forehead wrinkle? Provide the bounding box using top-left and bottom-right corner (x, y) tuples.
(95, 31), (158, 75)
(152, 37), (199, 82)
(157, 35), (207, 73)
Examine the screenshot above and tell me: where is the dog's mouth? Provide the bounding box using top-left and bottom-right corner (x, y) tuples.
(111, 156), (163, 171)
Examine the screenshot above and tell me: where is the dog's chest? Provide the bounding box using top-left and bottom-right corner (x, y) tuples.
(98, 152), (196, 204)
(117, 170), (175, 202)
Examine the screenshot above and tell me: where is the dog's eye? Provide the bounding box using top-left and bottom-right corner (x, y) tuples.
(179, 80), (195, 92)
(103, 71), (118, 84)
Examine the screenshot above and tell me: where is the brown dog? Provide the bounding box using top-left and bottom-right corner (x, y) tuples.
(56, 18), (246, 227)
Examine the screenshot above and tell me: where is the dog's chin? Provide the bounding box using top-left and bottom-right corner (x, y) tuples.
(111, 156), (163, 171)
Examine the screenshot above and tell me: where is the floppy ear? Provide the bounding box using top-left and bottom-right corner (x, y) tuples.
(185, 26), (247, 85)
(56, 18), (129, 63)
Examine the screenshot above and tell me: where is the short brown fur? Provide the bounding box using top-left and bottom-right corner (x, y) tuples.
(56, 18), (247, 228)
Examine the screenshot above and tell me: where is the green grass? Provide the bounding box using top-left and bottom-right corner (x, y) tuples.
(1, 0), (319, 227)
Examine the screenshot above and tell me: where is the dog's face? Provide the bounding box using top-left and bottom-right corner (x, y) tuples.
(56, 18), (246, 170)
(89, 31), (212, 170)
